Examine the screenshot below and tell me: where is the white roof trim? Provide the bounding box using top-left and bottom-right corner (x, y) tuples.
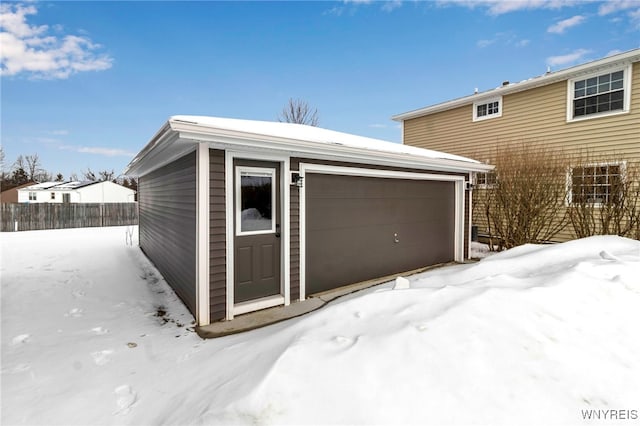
(392, 48), (640, 122)
(125, 116), (494, 176)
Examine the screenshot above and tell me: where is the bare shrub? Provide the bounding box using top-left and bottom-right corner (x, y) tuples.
(478, 143), (570, 250)
(568, 155), (640, 239)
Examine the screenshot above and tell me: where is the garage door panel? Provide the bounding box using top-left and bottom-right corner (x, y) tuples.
(306, 173), (456, 295)
(308, 195), (454, 230)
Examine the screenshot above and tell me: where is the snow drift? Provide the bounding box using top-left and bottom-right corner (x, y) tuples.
(2, 229), (639, 425)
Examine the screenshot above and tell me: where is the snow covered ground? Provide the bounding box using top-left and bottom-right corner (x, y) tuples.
(2, 227), (639, 425)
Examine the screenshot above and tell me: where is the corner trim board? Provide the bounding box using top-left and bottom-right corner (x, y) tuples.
(196, 143), (210, 326)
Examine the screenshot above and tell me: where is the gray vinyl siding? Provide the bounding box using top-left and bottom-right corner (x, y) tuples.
(139, 151), (197, 314)
(209, 149), (226, 321)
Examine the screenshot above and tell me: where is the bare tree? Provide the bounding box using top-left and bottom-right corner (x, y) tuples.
(278, 98), (319, 126)
(83, 168), (97, 181)
(14, 154), (45, 181)
(99, 169), (116, 182)
(84, 168), (116, 182)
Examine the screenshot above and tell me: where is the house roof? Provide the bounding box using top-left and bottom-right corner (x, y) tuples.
(20, 181), (124, 191)
(392, 48), (640, 122)
(126, 115), (493, 177)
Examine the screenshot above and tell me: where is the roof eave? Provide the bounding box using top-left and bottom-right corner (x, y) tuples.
(171, 120), (492, 173)
(392, 48), (640, 121)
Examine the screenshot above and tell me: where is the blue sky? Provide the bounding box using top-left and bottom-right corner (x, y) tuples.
(1, 1), (639, 179)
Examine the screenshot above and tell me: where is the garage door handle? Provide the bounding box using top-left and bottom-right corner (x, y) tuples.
(394, 233), (400, 243)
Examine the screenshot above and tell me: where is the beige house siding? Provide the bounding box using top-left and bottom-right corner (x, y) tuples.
(403, 61), (640, 242)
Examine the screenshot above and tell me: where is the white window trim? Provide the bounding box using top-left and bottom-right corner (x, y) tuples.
(566, 63), (632, 123)
(473, 96), (502, 122)
(225, 150), (291, 321)
(566, 160), (626, 207)
(474, 170), (497, 189)
(235, 166), (277, 236)
(297, 163), (466, 302)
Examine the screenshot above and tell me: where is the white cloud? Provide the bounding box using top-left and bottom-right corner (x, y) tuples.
(49, 130), (69, 136)
(629, 8), (640, 28)
(547, 15), (586, 34)
(369, 123), (388, 128)
(60, 145), (135, 157)
(439, 0), (578, 16)
(382, 0), (403, 12)
(477, 32), (529, 48)
(477, 38), (496, 48)
(0, 3), (113, 79)
(598, 0), (638, 15)
(546, 48), (591, 67)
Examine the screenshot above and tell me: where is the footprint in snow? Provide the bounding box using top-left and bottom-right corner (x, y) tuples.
(65, 308), (83, 318)
(11, 334), (30, 345)
(90, 326), (109, 335)
(415, 324), (429, 332)
(91, 350), (114, 366)
(332, 335), (359, 348)
(72, 289), (85, 298)
(600, 250), (620, 261)
(11, 363), (31, 373)
(114, 385), (137, 415)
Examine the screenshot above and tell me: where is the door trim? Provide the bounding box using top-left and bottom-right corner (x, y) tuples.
(225, 151), (290, 320)
(298, 162), (466, 301)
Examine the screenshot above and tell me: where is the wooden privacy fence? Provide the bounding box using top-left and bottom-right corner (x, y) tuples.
(1, 203), (138, 232)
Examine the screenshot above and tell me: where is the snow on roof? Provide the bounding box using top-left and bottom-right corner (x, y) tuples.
(22, 181), (101, 191)
(24, 182), (62, 190)
(170, 115), (480, 164)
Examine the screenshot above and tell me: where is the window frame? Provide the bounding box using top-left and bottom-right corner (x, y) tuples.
(566, 161), (626, 207)
(473, 96), (503, 122)
(566, 64), (632, 123)
(235, 166), (277, 236)
(28, 192), (37, 201)
(475, 171), (497, 189)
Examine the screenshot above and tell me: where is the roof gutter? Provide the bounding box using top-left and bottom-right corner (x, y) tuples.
(392, 48), (640, 122)
(170, 120), (494, 174)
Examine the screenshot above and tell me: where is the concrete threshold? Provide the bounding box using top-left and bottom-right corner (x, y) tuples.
(196, 262), (458, 339)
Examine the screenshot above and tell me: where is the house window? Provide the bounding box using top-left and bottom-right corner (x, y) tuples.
(568, 65), (630, 121)
(569, 163), (623, 205)
(51, 192), (56, 200)
(63, 193), (70, 203)
(29, 192), (37, 201)
(475, 171), (497, 188)
(473, 97), (502, 122)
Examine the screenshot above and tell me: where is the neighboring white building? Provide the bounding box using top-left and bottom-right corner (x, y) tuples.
(18, 181), (136, 203)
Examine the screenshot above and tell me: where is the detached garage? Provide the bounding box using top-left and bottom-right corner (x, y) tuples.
(125, 116), (493, 326)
